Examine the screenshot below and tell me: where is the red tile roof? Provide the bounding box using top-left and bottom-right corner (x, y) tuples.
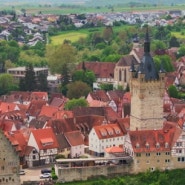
(77, 62), (115, 78)
(0, 102), (17, 113)
(31, 128), (58, 150)
(39, 105), (58, 118)
(93, 123), (125, 139)
(105, 146), (124, 153)
(129, 126), (177, 153)
(64, 130), (84, 146)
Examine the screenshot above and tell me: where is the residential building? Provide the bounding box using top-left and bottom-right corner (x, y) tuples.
(7, 67), (48, 83)
(89, 123), (127, 156)
(27, 128), (58, 165)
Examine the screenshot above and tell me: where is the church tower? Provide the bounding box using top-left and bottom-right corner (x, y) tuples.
(130, 28), (166, 131)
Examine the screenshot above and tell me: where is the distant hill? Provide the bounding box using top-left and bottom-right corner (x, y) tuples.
(1, 0), (185, 6)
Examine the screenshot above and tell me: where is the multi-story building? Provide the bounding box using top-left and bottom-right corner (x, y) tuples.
(0, 130), (20, 185)
(7, 67), (48, 83)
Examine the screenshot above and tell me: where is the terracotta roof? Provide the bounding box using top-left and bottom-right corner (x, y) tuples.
(107, 90), (124, 103)
(73, 106), (120, 122)
(89, 90), (110, 102)
(55, 110), (74, 119)
(129, 127), (176, 153)
(0, 102), (17, 113)
(105, 146), (124, 153)
(49, 97), (66, 109)
(29, 115), (50, 129)
(77, 62), (115, 78)
(27, 100), (46, 117)
(93, 123), (125, 139)
(30, 92), (48, 101)
(31, 128), (58, 150)
(5, 130), (28, 156)
(39, 105), (58, 118)
(64, 130), (84, 146)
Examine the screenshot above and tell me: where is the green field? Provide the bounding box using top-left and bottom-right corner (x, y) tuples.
(50, 32), (87, 45)
(171, 31), (185, 39)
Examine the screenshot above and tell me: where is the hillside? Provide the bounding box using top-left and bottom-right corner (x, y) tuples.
(1, 0), (185, 6)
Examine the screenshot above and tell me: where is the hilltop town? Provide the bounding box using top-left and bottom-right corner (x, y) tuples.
(1, 8), (185, 185)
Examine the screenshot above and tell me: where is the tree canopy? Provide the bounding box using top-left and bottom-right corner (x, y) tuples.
(46, 43), (77, 74)
(64, 98), (88, 110)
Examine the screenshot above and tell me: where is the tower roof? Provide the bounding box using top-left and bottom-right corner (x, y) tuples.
(137, 27), (159, 81)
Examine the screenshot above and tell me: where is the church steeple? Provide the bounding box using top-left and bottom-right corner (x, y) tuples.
(144, 26), (150, 53)
(139, 27), (159, 81)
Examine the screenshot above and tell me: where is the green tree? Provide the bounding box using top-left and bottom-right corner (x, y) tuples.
(72, 69), (96, 87)
(153, 55), (174, 72)
(168, 85), (178, 98)
(0, 73), (17, 95)
(46, 43), (76, 74)
(169, 36), (180, 48)
(24, 64), (36, 91)
(151, 40), (167, 52)
(64, 98), (88, 110)
(67, 81), (91, 99)
(177, 44), (185, 59)
(102, 26), (113, 44)
(99, 83), (113, 91)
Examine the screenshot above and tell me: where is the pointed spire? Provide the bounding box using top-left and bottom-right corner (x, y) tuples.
(144, 26), (150, 53)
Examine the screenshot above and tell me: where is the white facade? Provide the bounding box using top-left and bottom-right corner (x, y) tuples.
(70, 144), (85, 158)
(89, 127), (125, 155)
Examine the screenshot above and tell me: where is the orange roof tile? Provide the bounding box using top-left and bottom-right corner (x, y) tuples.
(31, 128), (58, 150)
(39, 105), (58, 118)
(64, 130), (84, 146)
(105, 146), (124, 153)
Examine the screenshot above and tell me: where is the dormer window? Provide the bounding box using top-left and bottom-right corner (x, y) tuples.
(109, 131), (113, 135)
(165, 142), (169, 148)
(136, 143), (140, 148)
(145, 142), (150, 149)
(156, 142), (160, 148)
(40, 138), (54, 146)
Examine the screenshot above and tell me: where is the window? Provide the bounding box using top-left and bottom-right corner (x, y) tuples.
(156, 152), (161, 156)
(176, 149), (182, 153)
(136, 153), (141, 157)
(166, 152), (170, 155)
(176, 142), (182, 147)
(165, 159), (170, 163)
(178, 157), (185, 162)
(146, 153), (150, 157)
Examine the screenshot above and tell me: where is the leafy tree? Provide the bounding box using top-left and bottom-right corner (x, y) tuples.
(151, 40), (167, 52)
(102, 26), (113, 44)
(168, 85), (178, 98)
(67, 81), (91, 99)
(177, 44), (185, 59)
(99, 83), (113, 91)
(153, 55), (174, 72)
(72, 69), (96, 87)
(64, 98), (88, 110)
(46, 43), (77, 74)
(0, 73), (18, 95)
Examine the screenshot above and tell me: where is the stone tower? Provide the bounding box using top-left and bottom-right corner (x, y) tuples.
(130, 28), (166, 131)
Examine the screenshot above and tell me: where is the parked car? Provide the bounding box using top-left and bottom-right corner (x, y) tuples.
(19, 170), (26, 175)
(41, 169), (52, 174)
(39, 173), (51, 179)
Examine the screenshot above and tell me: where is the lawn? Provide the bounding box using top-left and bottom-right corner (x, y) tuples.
(50, 32), (88, 45)
(171, 31), (185, 39)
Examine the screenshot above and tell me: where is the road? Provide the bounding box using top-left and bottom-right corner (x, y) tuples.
(20, 167), (52, 184)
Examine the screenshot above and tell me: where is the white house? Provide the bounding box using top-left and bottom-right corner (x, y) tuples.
(89, 123), (127, 156)
(27, 128), (58, 165)
(64, 131), (85, 158)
